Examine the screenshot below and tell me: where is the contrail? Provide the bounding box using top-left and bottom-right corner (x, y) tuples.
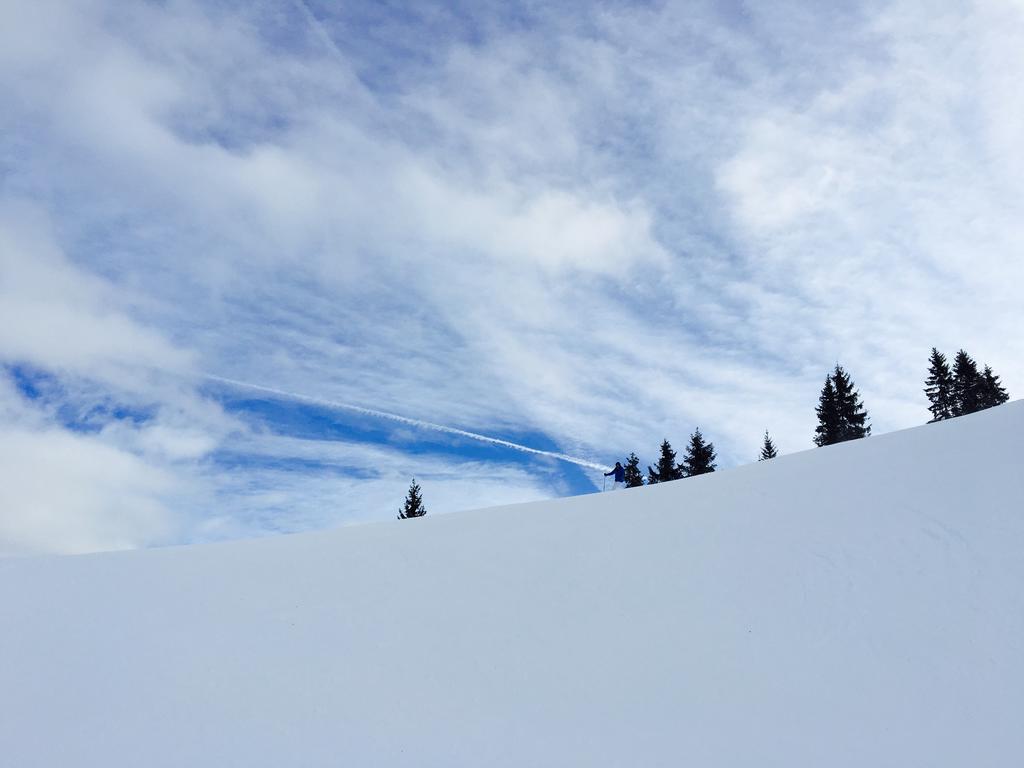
(289, 0), (352, 68)
(204, 374), (610, 472)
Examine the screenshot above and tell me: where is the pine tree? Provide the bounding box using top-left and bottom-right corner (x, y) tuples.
(680, 428), (716, 477)
(952, 349), (983, 416)
(759, 431), (778, 461)
(924, 348), (954, 422)
(647, 439), (682, 484)
(813, 375), (840, 447)
(979, 365), (1009, 409)
(397, 479), (427, 519)
(832, 364), (870, 441)
(623, 452), (645, 487)
(814, 365), (870, 446)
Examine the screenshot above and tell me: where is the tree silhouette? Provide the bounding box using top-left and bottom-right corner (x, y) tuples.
(398, 479), (427, 519)
(813, 375), (840, 447)
(952, 349), (983, 416)
(680, 428), (716, 477)
(814, 364), (870, 446)
(647, 439), (682, 484)
(924, 348), (955, 422)
(980, 365), (1010, 409)
(623, 453), (645, 487)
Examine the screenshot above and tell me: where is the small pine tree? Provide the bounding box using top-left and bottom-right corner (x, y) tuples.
(952, 349), (983, 416)
(680, 428), (716, 477)
(623, 452), (645, 487)
(647, 439), (682, 484)
(924, 348), (955, 422)
(979, 365), (1009, 409)
(398, 479), (427, 519)
(759, 431), (778, 461)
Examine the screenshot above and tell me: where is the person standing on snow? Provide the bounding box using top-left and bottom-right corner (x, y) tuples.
(605, 461), (625, 490)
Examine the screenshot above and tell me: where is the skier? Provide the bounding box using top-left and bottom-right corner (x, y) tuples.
(604, 461), (625, 490)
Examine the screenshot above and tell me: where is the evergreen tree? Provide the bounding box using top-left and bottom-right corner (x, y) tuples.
(623, 452), (645, 488)
(397, 479), (427, 519)
(924, 347), (955, 422)
(647, 439), (682, 484)
(980, 365), (1010, 408)
(813, 375), (840, 447)
(680, 428), (716, 477)
(759, 431), (778, 461)
(952, 349), (983, 416)
(814, 365), (870, 446)
(832, 364), (870, 441)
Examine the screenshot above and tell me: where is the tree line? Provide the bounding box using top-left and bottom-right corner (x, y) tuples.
(924, 348), (1009, 422)
(399, 347), (1011, 512)
(606, 346), (1010, 490)
(619, 428), (719, 488)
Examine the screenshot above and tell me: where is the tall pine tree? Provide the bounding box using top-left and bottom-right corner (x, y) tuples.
(813, 375), (840, 447)
(814, 365), (870, 446)
(832, 365), (870, 441)
(759, 431), (778, 461)
(647, 439), (682, 484)
(952, 349), (983, 416)
(623, 452), (645, 487)
(924, 347), (954, 422)
(397, 479), (427, 519)
(980, 365), (1010, 409)
(680, 428), (716, 477)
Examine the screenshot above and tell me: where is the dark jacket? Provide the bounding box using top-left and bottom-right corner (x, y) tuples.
(605, 464), (625, 483)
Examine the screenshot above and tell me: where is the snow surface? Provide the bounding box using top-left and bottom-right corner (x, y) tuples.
(2, 402), (1023, 767)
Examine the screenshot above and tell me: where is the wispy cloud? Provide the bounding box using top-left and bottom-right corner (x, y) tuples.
(1, 0), (1021, 554)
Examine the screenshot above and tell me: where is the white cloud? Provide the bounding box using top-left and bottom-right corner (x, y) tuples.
(0, 426), (173, 556)
(0, 202), (231, 555)
(0, 202), (193, 384)
(1, 0), (1022, 553)
(0, 379), (178, 556)
(710, 0), (1024, 442)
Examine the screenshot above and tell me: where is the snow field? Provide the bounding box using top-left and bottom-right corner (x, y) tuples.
(2, 401), (1022, 766)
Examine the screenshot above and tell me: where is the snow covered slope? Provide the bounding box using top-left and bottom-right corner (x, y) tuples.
(2, 403), (1023, 767)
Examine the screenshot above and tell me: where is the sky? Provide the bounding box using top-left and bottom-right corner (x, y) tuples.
(1, 0), (1022, 556)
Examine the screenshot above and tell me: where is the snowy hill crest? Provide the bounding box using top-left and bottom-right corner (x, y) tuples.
(2, 402), (1023, 767)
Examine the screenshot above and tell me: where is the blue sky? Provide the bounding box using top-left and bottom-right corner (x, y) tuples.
(2, 0), (1022, 555)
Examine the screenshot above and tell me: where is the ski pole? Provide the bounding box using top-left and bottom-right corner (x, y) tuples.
(603, 474), (607, 492)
